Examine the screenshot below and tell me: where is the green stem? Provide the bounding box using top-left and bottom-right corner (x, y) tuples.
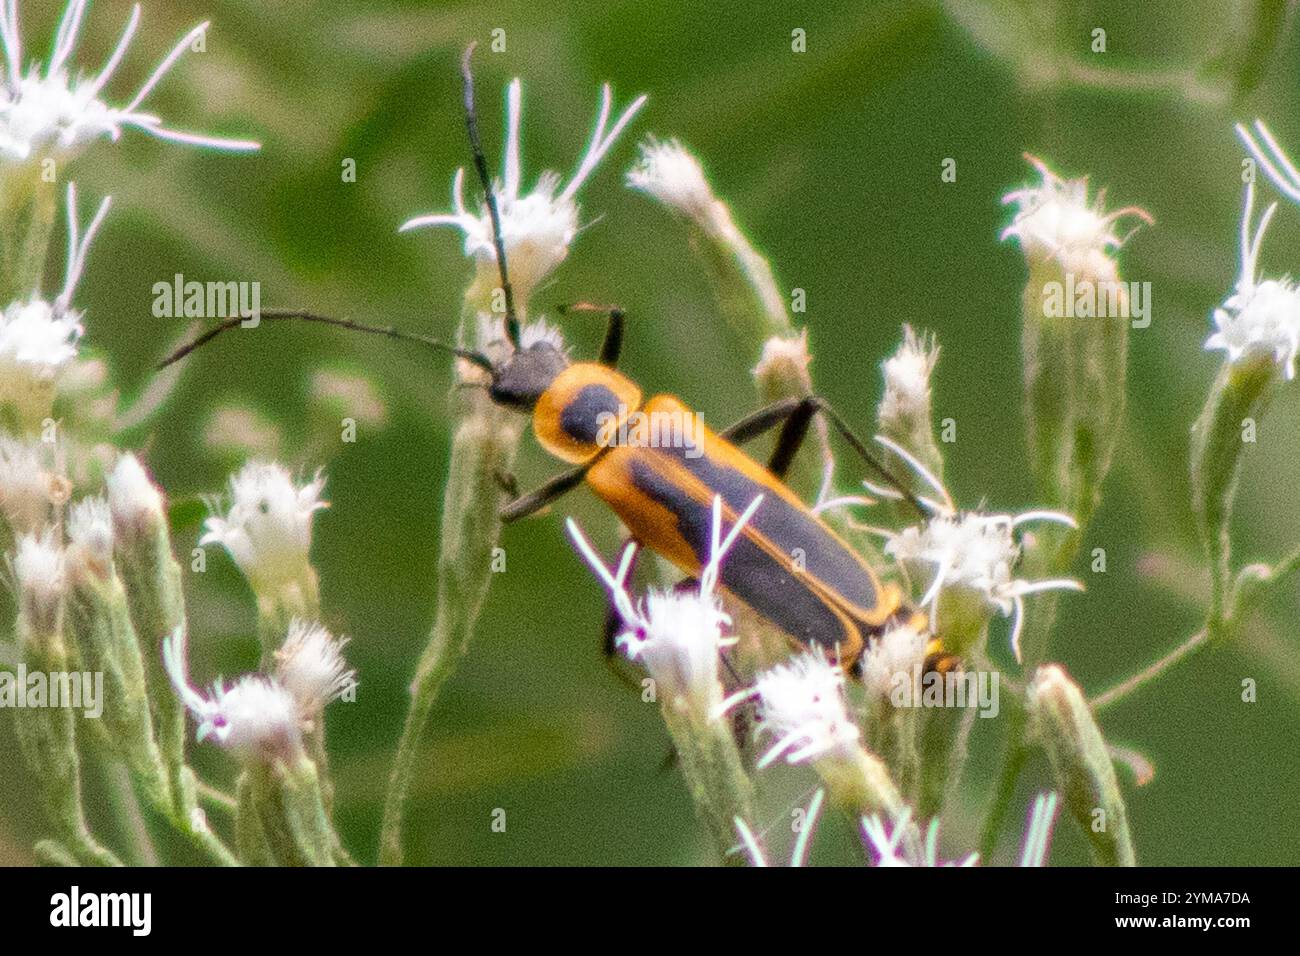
(661, 707), (755, 865)
(146, 786), (240, 867)
(979, 698), (1028, 861)
(378, 392), (520, 865)
(1090, 629), (1209, 712)
(196, 779), (238, 816)
(94, 758), (158, 866)
(379, 674), (439, 866)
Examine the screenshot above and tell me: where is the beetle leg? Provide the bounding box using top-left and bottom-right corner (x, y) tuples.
(499, 464), (590, 523)
(766, 399), (818, 480)
(492, 469), (520, 499)
(722, 395), (926, 516)
(719, 395), (806, 447)
(598, 307), (625, 368)
(718, 396), (818, 479)
(808, 396), (927, 517)
(556, 303), (626, 368)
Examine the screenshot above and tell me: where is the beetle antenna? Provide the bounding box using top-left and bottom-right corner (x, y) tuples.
(461, 42), (520, 350)
(155, 309), (495, 373)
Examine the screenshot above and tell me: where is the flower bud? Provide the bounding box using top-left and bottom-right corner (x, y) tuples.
(0, 433), (67, 536)
(1002, 157), (1149, 591)
(628, 136), (790, 345)
(64, 496), (172, 809)
(11, 531), (119, 865)
(1026, 664), (1135, 866)
(107, 453), (190, 803)
(15, 530), (66, 646)
(877, 325), (943, 482)
(1192, 180), (1300, 635)
(751, 331), (835, 504)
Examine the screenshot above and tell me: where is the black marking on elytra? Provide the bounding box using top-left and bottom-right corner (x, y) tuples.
(627, 459), (853, 651)
(561, 383), (624, 444)
(660, 443), (882, 615)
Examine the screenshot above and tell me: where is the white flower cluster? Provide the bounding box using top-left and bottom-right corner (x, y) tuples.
(401, 78), (645, 307)
(163, 618), (354, 763)
(885, 509), (1083, 662)
(0, 0), (259, 160)
(1204, 177), (1300, 380)
(744, 652), (861, 769)
(200, 461), (328, 600)
(567, 493), (763, 715)
(0, 183), (108, 421)
(1001, 154), (1150, 279)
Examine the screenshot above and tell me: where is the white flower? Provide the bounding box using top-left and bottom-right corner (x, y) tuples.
(864, 435), (1082, 663)
(400, 78), (646, 306)
(1204, 179), (1300, 379)
(1237, 118), (1300, 206)
(0, 0), (259, 161)
(1001, 155), (1150, 279)
(0, 432), (58, 533)
(0, 298), (81, 371)
(274, 618), (355, 715)
(861, 807), (979, 867)
(626, 136), (715, 221)
(106, 452), (164, 533)
(199, 461), (327, 598)
(742, 652), (860, 768)
(163, 626), (301, 762)
(885, 510), (1082, 663)
(66, 495), (112, 565)
(13, 529), (64, 636)
(0, 182), (108, 418)
(879, 325), (939, 428)
(858, 621), (928, 705)
(566, 493), (762, 714)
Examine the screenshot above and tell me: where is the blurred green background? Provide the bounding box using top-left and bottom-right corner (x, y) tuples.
(2, 0), (1299, 865)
